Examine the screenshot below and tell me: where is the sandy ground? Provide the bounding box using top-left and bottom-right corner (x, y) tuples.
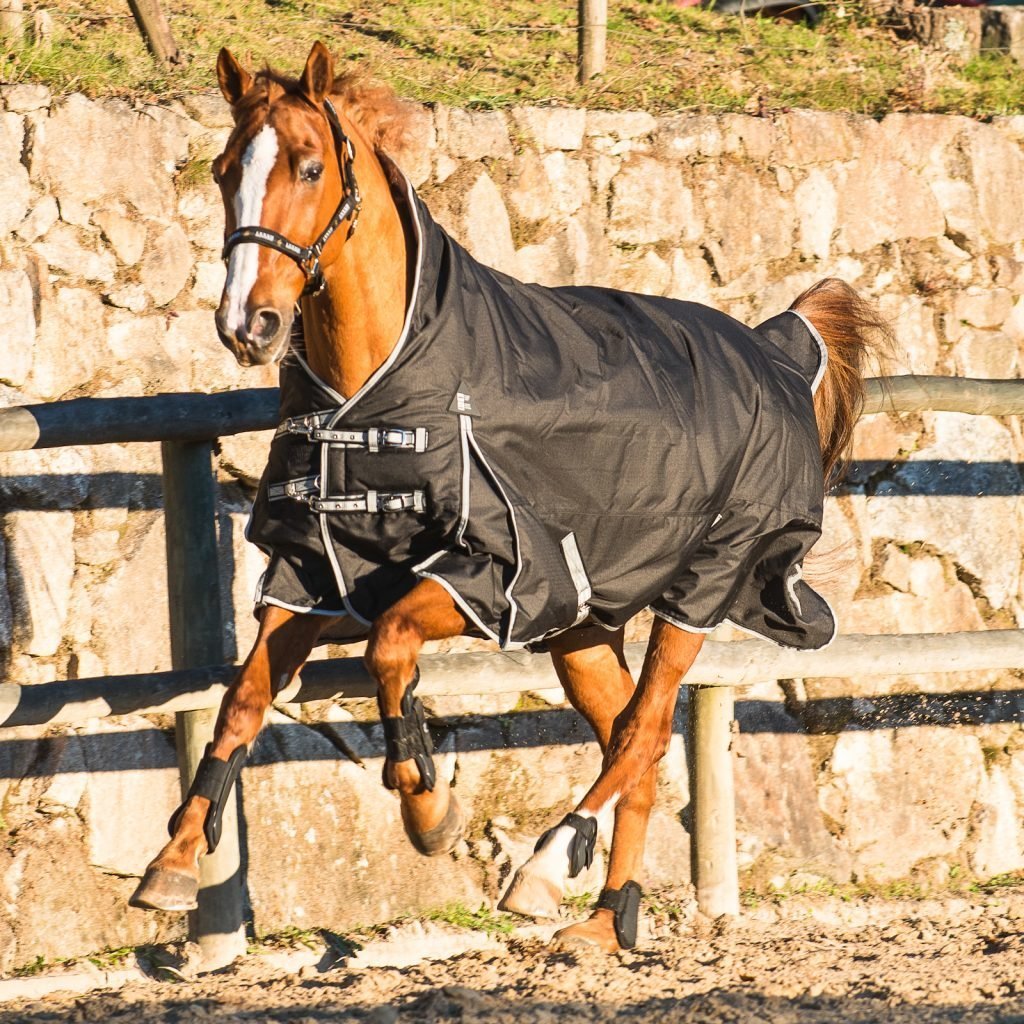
(9, 889), (1024, 1023)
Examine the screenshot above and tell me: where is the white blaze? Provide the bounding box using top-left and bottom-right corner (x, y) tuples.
(223, 124), (279, 334)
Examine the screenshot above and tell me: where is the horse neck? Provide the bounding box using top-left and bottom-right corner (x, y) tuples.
(298, 144), (410, 399)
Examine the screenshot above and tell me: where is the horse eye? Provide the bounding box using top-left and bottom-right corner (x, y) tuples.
(301, 162), (324, 184)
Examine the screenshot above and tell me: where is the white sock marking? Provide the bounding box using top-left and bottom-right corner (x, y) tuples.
(223, 124), (279, 334)
(524, 796), (621, 893)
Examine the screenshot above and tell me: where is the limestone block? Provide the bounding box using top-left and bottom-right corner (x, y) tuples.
(0, 445), (92, 509)
(0, 112), (30, 235)
(775, 109), (858, 165)
(511, 106), (586, 151)
(824, 729), (983, 881)
(794, 168), (839, 261)
(219, 429), (274, 489)
(105, 284), (148, 314)
(514, 231), (574, 287)
(139, 222), (193, 307)
(610, 249), (671, 297)
(87, 512), (171, 676)
(0, 269), (35, 387)
(720, 114), (775, 162)
(867, 413), (1020, 609)
(1, 82), (50, 112)
(836, 156), (944, 253)
(192, 260), (226, 305)
(181, 91), (232, 127)
(878, 114), (970, 182)
(994, 113), (1024, 142)
(508, 151), (553, 223)
(931, 178), (981, 244)
(106, 313), (190, 391)
(852, 413), (920, 461)
(390, 103), (434, 189)
(699, 163), (793, 281)
(244, 722), (483, 933)
(876, 293), (939, 374)
(877, 543), (913, 593)
(954, 287), (1014, 329)
(139, 103), (198, 167)
(15, 196), (58, 243)
(5, 510), (75, 657)
(176, 186), (225, 255)
(955, 330), (1018, 378)
(813, 498), (865, 609)
(93, 207), (147, 266)
(609, 156), (698, 246)
(668, 250), (714, 306)
(75, 528), (121, 566)
(460, 171), (516, 275)
(437, 106), (513, 161)
(967, 123), (1024, 246)
(909, 6), (982, 58)
(967, 764), (1023, 879)
(585, 110), (657, 142)
(29, 95), (178, 220)
(540, 152), (589, 217)
(82, 718), (180, 876)
(32, 224), (117, 285)
(220, 507), (267, 660)
(58, 195), (92, 228)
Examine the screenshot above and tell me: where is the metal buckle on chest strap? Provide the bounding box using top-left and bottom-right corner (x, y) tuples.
(311, 490), (426, 514)
(267, 475), (320, 501)
(277, 418), (429, 453)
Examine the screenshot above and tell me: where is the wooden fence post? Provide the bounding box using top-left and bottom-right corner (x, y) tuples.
(578, 0), (607, 82)
(161, 440), (247, 970)
(126, 0), (180, 65)
(688, 685), (740, 918)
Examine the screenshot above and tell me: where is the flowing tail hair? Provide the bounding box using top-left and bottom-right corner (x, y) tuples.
(789, 278), (894, 486)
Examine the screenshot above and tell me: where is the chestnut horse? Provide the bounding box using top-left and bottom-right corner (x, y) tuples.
(132, 42), (886, 952)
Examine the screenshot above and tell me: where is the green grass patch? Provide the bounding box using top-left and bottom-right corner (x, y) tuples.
(425, 902), (515, 936)
(3, 0), (1023, 118)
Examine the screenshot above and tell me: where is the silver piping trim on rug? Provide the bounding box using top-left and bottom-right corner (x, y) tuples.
(788, 308), (828, 395)
(650, 607), (719, 634)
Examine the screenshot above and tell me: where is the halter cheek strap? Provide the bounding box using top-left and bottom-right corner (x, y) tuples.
(221, 98), (362, 298)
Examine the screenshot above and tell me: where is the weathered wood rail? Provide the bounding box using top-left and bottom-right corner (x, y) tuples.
(1, 373), (1023, 967)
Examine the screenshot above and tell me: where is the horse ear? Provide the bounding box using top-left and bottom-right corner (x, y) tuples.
(300, 40), (334, 105)
(217, 48), (252, 109)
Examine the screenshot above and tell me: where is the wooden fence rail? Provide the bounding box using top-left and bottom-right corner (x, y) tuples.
(3, 376), (1024, 453)
(2, 373), (1024, 966)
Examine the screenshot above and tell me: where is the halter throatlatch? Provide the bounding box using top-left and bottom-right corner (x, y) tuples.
(597, 880), (642, 948)
(221, 98), (362, 297)
(381, 668), (437, 792)
(535, 812), (597, 878)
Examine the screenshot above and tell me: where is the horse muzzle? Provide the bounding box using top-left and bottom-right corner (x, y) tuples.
(214, 304), (293, 367)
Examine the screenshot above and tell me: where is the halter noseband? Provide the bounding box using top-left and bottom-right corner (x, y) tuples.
(221, 98), (362, 298)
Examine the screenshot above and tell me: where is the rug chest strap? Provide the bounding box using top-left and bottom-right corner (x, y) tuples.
(381, 668), (436, 792)
(535, 812), (597, 878)
(167, 743), (247, 854)
(597, 880), (642, 949)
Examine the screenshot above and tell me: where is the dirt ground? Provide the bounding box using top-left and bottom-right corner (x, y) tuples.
(9, 889), (1024, 1024)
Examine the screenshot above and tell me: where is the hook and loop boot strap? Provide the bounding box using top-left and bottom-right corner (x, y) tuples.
(597, 880), (642, 949)
(535, 812), (597, 878)
(382, 668), (436, 792)
(167, 743), (247, 854)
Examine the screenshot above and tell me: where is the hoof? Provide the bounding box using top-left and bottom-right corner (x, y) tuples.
(404, 792), (464, 857)
(129, 867), (199, 912)
(553, 913), (621, 953)
(498, 867), (562, 920)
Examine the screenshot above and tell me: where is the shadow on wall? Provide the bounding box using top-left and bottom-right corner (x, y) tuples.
(1, 689), (1022, 779)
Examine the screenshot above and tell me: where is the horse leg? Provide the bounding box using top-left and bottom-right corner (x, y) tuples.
(497, 626), (644, 929)
(500, 618), (703, 948)
(131, 605), (328, 911)
(364, 579), (469, 855)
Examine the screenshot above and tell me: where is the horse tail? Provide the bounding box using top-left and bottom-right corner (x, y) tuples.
(789, 278), (893, 486)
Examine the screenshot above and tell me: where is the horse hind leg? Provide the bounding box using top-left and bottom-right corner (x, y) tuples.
(498, 625), (638, 935)
(130, 605), (328, 912)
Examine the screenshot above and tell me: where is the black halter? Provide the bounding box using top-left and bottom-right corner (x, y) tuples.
(221, 98), (362, 297)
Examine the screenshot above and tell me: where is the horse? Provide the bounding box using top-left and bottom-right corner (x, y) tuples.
(131, 41), (888, 953)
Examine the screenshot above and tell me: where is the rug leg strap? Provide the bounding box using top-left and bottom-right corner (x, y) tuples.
(167, 743), (247, 854)
(597, 880), (642, 949)
(382, 668), (436, 792)
(535, 812), (598, 878)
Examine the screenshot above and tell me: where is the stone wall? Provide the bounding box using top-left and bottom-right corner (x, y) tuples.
(2, 83), (1024, 971)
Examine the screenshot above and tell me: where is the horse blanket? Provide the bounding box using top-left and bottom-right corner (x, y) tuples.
(247, 167), (836, 651)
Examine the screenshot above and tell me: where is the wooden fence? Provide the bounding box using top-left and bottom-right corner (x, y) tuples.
(1, 374), (1023, 968)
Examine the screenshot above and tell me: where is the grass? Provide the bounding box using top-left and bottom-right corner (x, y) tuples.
(2, 0), (1023, 117)
(425, 902), (516, 936)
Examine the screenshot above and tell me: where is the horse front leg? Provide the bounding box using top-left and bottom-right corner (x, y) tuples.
(500, 618), (703, 949)
(364, 579), (468, 855)
(131, 605), (329, 911)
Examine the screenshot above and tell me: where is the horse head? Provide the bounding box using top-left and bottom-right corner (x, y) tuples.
(211, 42), (360, 367)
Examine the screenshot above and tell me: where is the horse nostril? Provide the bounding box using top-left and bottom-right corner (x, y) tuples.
(248, 307), (282, 343)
